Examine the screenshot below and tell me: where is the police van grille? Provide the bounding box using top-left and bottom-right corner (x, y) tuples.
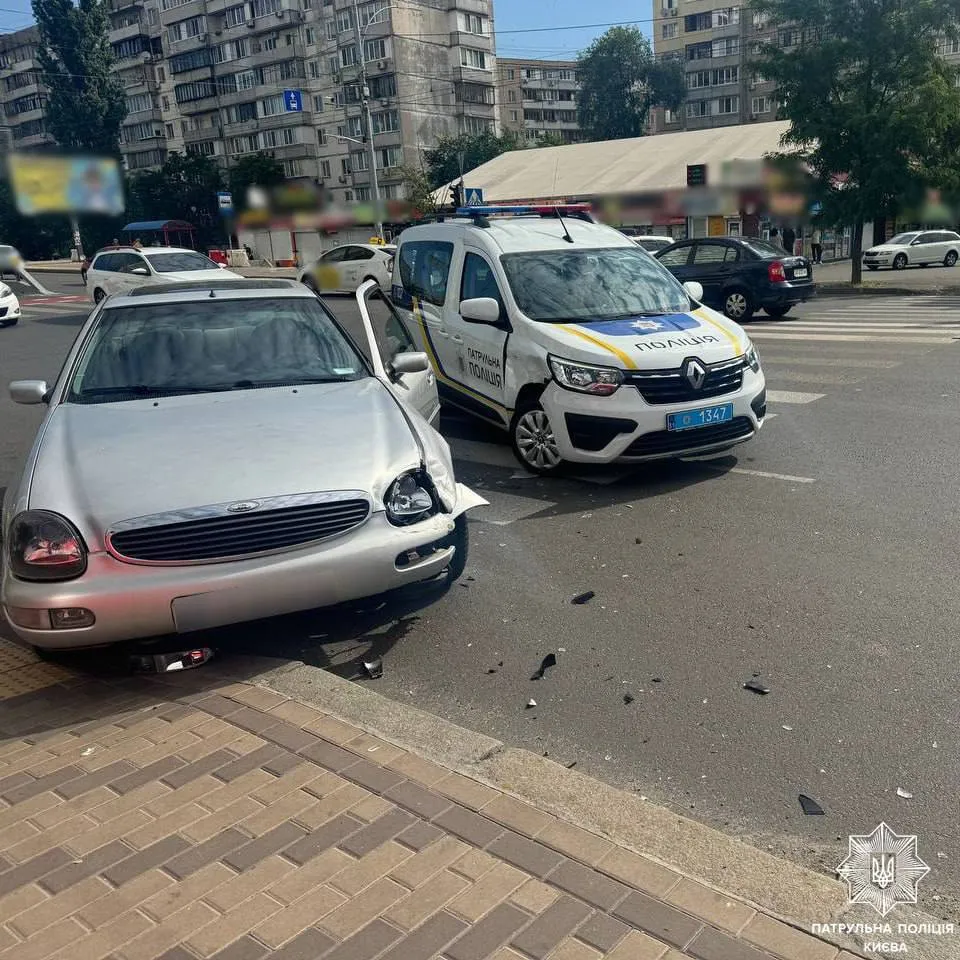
(109, 499), (371, 563)
(627, 357), (744, 404)
(624, 417), (754, 457)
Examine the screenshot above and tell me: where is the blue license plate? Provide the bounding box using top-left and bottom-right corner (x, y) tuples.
(667, 403), (734, 432)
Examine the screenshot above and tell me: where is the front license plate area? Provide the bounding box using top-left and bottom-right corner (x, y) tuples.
(667, 403), (734, 432)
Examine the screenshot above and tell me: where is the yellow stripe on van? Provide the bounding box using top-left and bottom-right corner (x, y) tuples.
(691, 307), (745, 354)
(559, 325), (638, 370)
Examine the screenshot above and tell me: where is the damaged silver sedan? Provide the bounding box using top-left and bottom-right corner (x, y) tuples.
(2, 278), (484, 650)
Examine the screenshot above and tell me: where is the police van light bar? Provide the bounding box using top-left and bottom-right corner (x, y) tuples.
(454, 204), (593, 217)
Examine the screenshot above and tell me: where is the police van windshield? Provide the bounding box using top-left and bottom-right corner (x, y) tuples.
(499, 247), (690, 322)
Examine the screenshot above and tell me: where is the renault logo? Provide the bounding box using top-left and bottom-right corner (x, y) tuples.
(684, 359), (707, 390)
(226, 501), (260, 514)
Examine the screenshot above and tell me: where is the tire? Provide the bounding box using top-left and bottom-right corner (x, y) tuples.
(93, 287), (106, 303)
(945, 251), (958, 267)
(765, 305), (791, 319)
(723, 288), (754, 322)
(510, 401), (566, 475)
(893, 253), (908, 270)
(439, 514), (469, 585)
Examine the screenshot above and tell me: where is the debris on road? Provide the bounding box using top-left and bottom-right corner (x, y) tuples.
(571, 591), (595, 605)
(131, 647), (214, 673)
(531, 653), (557, 680)
(782, 725), (793, 731)
(798, 794), (825, 816)
(526, 698), (537, 709)
(363, 658), (383, 679)
(896, 787), (913, 799)
(623, 693), (635, 705)
(80, 747), (96, 757)
(565, 760), (577, 769)
(651, 677), (663, 683)
(743, 679), (770, 695)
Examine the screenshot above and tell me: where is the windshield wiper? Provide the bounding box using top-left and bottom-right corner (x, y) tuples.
(220, 377), (355, 390)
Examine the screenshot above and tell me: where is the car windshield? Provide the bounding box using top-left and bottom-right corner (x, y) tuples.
(739, 239), (784, 259)
(889, 233), (920, 246)
(499, 247), (690, 322)
(67, 296), (369, 403)
(144, 252), (219, 273)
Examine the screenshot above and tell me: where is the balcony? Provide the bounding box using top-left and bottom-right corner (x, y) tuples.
(125, 106), (163, 123)
(108, 0), (144, 12)
(449, 30), (493, 50)
(447, 0), (489, 14)
(453, 64), (493, 84)
(160, 0), (206, 25)
(110, 19), (147, 43)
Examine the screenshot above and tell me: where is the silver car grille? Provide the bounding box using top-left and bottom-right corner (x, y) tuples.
(106, 490), (372, 564)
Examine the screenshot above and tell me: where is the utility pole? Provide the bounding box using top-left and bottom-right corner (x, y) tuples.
(353, 0), (384, 241)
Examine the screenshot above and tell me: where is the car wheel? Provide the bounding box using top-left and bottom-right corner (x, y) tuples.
(510, 402), (566, 475)
(723, 288), (754, 322)
(765, 305), (791, 319)
(439, 514), (469, 585)
(93, 287), (106, 303)
(945, 251), (958, 267)
(892, 253), (908, 270)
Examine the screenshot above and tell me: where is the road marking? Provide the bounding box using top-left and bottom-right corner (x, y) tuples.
(760, 357), (901, 369)
(767, 390), (825, 404)
(752, 322), (960, 331)
(750, 332), (953, 344)
(729, 467), (816, 483)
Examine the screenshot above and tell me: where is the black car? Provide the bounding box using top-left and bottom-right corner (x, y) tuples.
(654, 236), (815, 321)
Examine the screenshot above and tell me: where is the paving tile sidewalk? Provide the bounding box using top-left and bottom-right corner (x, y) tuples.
(0, 667), (858, 960)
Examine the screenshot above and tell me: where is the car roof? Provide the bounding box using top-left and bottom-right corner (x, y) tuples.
(103, 278), (310, 307)
(398, 216), (634, 255)
(93, 246), (201, 257)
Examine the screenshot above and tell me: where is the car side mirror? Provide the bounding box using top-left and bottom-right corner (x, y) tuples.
(9, 379), (49, 405)
(683, 281), (704, 302)
(460, 297), (501, 325)
(389, 352), (430, 378)
(131, 267), (150, 276)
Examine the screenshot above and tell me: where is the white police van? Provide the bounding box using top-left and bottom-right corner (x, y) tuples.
(390, 205), (766, 474)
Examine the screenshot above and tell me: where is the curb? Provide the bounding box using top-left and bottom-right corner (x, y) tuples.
(816, 282), (960, 297)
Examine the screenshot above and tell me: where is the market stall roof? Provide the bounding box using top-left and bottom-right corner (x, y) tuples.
(434, 120), (794, 204)
(122, 220), (195, 232)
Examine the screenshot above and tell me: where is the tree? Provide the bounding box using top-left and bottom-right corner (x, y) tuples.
(228, 152), (286, 212)
(576, 27), (685, 142)
(32, 0), (127, 155)
(752, 0), (960, 284)
(423, 130), (524, 191)
(398, 165), (439, 218)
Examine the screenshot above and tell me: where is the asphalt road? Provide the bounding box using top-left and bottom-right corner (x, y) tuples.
(3, 272), (960, 919)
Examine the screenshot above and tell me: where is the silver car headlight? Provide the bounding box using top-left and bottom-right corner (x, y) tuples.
(744, 343), (761, 373)
(7, 510), (88, 582)
(385, 472), (437, 526)
(0, 284), (10, 297)
(548, 355), (623, 396)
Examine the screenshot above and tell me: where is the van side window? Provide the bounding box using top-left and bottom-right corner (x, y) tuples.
(460, 253), (505, 314)
(399, 241), (454, 306)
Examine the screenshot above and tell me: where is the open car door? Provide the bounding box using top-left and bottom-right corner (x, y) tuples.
(356, 279), (440, 425)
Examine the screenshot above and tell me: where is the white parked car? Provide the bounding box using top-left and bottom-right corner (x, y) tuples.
(631, 235), (675, 255)
(390, 204), (765, 475)
(863, 230), (960, 271)
(299, 243), (396, 294)
(87, 247), (241, 302)
(0, 281), (21, 328)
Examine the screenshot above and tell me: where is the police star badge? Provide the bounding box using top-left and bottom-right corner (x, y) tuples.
(837, 822), (930, 917)
(631, 319), (663, 331)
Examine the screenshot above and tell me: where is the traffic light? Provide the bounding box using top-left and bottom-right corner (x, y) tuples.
(686, 164), (707, 187)
(451, 184), (463, 208)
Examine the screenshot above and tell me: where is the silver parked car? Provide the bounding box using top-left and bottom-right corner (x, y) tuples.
(2, 278), (484, 651)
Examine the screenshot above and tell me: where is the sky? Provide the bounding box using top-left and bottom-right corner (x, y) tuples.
(0, 0), (654, 56)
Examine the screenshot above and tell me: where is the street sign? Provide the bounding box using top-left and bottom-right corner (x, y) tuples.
(465, 188), (484, 206)
(283, 89), (303, 112)
(217, 191), (233, 216)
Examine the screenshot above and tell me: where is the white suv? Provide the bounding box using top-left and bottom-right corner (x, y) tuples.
(389, 205), (766, 475)
(87, 247), (241, 302)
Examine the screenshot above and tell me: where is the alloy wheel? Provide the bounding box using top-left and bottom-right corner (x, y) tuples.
(515, 409), (562, 471)
(725, 292), (747, 319)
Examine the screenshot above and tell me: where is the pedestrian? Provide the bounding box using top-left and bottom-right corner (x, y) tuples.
(782, 225), (796, 256)
(132, 238), (143, 250)
(812, 228), (823, 264)
(110, 238), (119, 247)
(769, 227), (780, 247)
(80, 255), (90, 286)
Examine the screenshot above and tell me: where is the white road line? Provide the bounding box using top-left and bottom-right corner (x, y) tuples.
(750, 332), (954, 344)
(729, 467), (816, 483)
(759, 357), (901, 368)
(766, 390), (825, 404)
(751, 322), (960, 331)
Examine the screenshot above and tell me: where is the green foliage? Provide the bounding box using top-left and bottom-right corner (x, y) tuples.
(751, 0), (960, 282)
(228, 152), (286, 211)
(398, 165), (439, 217)
(32, 0), (127, 155)
(576, 26), (686, 142)
(423, 130), (525, 190)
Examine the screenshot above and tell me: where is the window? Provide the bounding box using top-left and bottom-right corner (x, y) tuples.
(686, 100), (710, 118)
(506, 68), (515, 79)
(325, 19), (337, 40)
(684, 13), (711, 32)
(510, 110), (518, 121)
(175, 80), (217, 104)
(162, 96), (170, 110)
(225, 5), (245, 26)
(687, 70), (710, 89)
(228, 134), (258, 153)
(357, 2), (382, 27)
(377, 145), (402, 169)
(145, 252), (219, 273)
(779, 29), (798, 47)
(127, 93), (154, 113)
(251, 0), (281, 15)
(712, 66), (738, 85)
(259, 35), (278, 51)
(369, 74), (396, 98)
(282, 159), (303, 178)
(663, 108), (678, 124)
(752, 96), (773, 114)
(223, 101), (257, 123)
(260, 94), (285, 116)
(712, 37), (739, 57)
(320, 159), (331, 178)
(461, 115), (493, 134)
(460, 48), (488, 69)
(508, 89), (517, 102)
(165, 123), (175, 139)
(351, 150), (368, 171)
(308, 59), (320, 79)
(340, 157), (351, 176)
(170, 47), (213, 73)
(371, 109), (399, 134)
(716, 95), (739, 114)
(692, 243), (733, 264)
(753, 11), (769, 28)
(313, 94), (325, 112)
(186, 140), (216, 156)
(260, 127), (297, 147)
(458, 12), (485, 34)
(317, 127), (327, 145)
(661, 22), (678, 39)
(235, 68), (262, 91)
(364, 38), (387, 61)
(166, 15), (206, 44)
(398, 241), (454, 306)
(340, 45), (358, 67)
(266, 60), (300, 82)
(712, 7), (740, 27)
(461, 253), (504, 314)
(686, 41), (712, 61)
(336, 7), (354, 31)
(305, 27), (315, 45)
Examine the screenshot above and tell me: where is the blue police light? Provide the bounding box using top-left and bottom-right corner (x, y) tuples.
(453, 204), (594, 217)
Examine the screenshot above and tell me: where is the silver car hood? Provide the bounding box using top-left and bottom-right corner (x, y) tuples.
(28, 379), (423, 549)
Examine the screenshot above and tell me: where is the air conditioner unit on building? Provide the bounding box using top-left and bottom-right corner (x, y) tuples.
(338, 175), (347, 183)
(275, 10), (284, 17)
(246, 18), (255, 27)
(379, 98), (390, 107)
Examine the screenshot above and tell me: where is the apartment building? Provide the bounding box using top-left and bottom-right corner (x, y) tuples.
(497, 57), (582, 144)
(650, 0), (777, 133)
(0, 27), (55, 152)
(2, 0), (497, 202)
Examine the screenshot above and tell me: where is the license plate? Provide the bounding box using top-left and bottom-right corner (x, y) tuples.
(794, 267), (809, 278)
(667, 403), (734, 432)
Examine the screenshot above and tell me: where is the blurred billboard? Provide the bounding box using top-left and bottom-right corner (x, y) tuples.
(6, 153), (125, 217)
